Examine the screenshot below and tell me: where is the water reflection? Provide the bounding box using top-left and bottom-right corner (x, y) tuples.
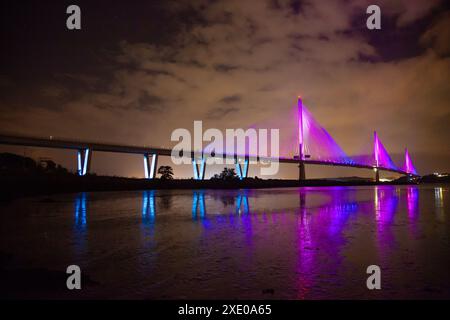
(74, 192), (87, 229)
(192, 191), (206, 220)
(374, 186), (400, 260)
(236, 193), (250, 215)
(296, 200), (313, 299)
(56, 185), (450, 298)
(374, 186), (398, 224)
(406, 186), (419, 220)
(73, 192), (88, 258)
(72, 190), (255, 225)
(142, 190), (156, 224)
(71, 187), (422, 258)
(434, 187), (444, 221)
(296, 188), (359, 299)
(72, 187), (424, 231)
(159, 195), (172, 210)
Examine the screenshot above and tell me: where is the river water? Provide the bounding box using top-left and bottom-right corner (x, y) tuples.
(1, 185), (449, 299)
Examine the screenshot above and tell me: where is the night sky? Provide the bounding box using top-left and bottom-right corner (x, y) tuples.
(0, 0), (449, 179)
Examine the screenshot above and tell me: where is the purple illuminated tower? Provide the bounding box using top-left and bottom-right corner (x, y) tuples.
(373, 131), (380, 182)
(373, 130), (400, 182)
(403, 148), (417, 175)
(298, 97), (306, 180)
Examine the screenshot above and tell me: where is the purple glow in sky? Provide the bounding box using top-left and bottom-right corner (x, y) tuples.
(403, 148), (418, 175)
(301, 104), (354, 164)
(373, 131), (398, 171)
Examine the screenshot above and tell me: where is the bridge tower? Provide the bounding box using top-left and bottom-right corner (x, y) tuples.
(235, 155), (249, 180)
(192, 152), (206, 180)
(298, 97), (306, 180)
(373, 131), (380, 183)
(404, 148), (417, 175)
(144, 153), (158, 179)
(403, 148), (418, 181)
(77, 148), (91, 176)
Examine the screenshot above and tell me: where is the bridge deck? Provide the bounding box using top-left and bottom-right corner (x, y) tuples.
(0, 133), (408, 175)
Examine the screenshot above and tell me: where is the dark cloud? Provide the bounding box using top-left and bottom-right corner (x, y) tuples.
(219, 94), (242, 104)
(207, 105), (240, 119)
(136, 92), (165, 112)
(420, 11), (450, 56)
(214, 64), (240, 73)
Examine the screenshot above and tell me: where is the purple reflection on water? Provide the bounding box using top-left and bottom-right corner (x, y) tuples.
(374, 186), (398, 224)
(405, 186), (420, 238)
(236, 193), (253, 246)
(63, 187), (434, 299)
(296, 204), (314, 299)
(406, 186), (419, 220)
(374, 186), (400, 267)
(2, 185), (448, 300)
(295, 187), (359, 299)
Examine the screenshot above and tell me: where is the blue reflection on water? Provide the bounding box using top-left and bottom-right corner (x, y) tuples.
(237, 192), (252, 244)
(236, 193), (249, 215)
(142, 190), (156, 224)
(74, 192), (87, 229)
(192, 191), (206, 220)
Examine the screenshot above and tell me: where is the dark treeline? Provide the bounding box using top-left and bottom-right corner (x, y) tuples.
(0, 153), (70, 175)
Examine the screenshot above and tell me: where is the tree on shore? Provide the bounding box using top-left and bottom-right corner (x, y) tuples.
(158, 166), (174, 180)
(212, 167), (238, 181)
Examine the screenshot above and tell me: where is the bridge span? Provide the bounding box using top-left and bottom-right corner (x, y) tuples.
(0, 97), (419, 181)
(0, 133), (415, 181)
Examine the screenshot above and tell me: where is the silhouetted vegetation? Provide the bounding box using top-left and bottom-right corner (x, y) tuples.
(157, 166), (174, 180)
(212, 168), (239, 181)
(419, 173), (450, 183)
(0, 153), (70, 175)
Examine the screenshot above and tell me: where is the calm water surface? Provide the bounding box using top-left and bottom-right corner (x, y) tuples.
(1, 185), (449, 299)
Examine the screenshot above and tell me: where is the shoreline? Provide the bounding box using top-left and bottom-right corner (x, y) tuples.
(0, 173), (432, 200)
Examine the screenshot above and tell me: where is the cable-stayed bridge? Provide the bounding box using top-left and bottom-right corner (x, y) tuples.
(0, 97), (418, 181)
